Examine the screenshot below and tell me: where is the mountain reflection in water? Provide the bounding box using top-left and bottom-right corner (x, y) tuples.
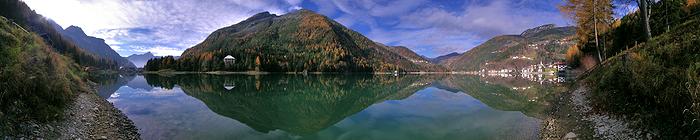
(95, 74), (567, 140)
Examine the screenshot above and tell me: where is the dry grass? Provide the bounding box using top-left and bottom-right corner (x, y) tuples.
(1, 16), (86, 134)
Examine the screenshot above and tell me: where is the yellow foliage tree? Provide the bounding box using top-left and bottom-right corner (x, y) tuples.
(255, 55), (261, 71)
(559, 0), (614, 61)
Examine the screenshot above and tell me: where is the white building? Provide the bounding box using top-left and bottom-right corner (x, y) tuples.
(224, 55), (236, 65)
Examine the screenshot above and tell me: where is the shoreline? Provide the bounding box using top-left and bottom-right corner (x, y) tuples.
(539, 82), (654, 139)
(140, 70), (567, 75)
(4, 82), (140, 139)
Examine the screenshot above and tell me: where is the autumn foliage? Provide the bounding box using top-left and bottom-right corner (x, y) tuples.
(146, 10), (437, 72)
(565, 45), (582, 67)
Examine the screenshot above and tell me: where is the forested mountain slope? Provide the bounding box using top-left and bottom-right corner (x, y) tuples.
(147, 10), (439, 72)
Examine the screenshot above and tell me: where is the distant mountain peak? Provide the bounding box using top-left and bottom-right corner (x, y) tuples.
(430, 52), (462, 64)
(61, 25), (136, 68)
(65, 25), (87, 36)
(443, 52), (460, 56)
(128, 52), (155, 57)
(520, 24), (557, 37)
(126, 52), (158, 68)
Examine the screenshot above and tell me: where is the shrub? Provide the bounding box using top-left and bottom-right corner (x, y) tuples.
(0, 17), (86, 134)
(565, 45), (582, 67)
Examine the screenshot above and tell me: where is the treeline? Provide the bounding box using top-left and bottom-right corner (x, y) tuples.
(144, 44), (429, 73)
(0, 0), (119, 70)
(144, 46), (376, 72)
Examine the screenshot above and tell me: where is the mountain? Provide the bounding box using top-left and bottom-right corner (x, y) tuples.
(126, 52), (157, 68)
(440, 24), (576, 71)
(388, 46), (445, 71)
(430, 52), (461, 64)
(0, 0), (119, 70)
(151, 10), (438, 72)
(61, 25), (135, 68)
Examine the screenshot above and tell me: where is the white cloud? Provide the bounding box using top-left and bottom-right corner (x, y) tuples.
(23, 0), (570, 58)
(398, 0), (567, 38)
(311, 0), (568, 57)
(132, 46), (185, 56)
(23, 0), (299, 56)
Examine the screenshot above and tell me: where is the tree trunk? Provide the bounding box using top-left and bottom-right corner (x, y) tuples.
(594, 0), (603, 62)
(640, 0), (652, 40)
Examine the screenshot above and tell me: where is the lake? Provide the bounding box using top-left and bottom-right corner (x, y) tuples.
(94, 74), (569, 140)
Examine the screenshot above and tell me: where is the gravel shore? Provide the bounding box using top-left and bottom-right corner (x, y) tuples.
(4, 91), (139, 139)
(540, 83), (655, 139)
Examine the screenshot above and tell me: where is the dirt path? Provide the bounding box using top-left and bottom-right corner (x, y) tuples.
(540, 83), (654, 139)
(6, 92), (139, 139)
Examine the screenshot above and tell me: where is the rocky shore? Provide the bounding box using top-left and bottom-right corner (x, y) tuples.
(4, 91), (139, 139)
(539, 83), (655, 139)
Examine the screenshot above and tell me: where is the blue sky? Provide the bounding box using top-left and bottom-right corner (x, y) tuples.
(23, 0), (572, 58)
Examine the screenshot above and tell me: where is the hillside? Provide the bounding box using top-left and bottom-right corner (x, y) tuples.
(441, 24), (575, 71)
(0, 0), (118, 70)
(388, 46), (445, 71)
(125, 52), (157, 68)
(430, 52), (460, 64)
(583, 15), (700, 137)
(148, 10), (437, 72)
(0, 16), (85, 134)
(61, 26), (135, 68)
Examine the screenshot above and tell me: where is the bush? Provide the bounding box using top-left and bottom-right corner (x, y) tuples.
(0, 17), (86, 134)
(565, 45), (582, 67)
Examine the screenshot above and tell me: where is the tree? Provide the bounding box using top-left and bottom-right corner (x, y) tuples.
(255, 55), (261, 71)
(560, 0), (614, 61)
(639, 0), (652, 40)
(616, 0), (654, 40)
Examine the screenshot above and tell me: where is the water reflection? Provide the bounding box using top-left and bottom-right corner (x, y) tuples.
(93, 74), (567, 139)
(145, 74), (434, 135)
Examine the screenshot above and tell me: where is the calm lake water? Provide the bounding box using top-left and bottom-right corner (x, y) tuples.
(95, 74), (568, 140)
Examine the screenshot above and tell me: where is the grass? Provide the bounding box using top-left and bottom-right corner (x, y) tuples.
(0, 16), (87, 134)
(584, 15), (700, 138)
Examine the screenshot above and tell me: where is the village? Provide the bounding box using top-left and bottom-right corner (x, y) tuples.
(466, 61), (570, 84)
